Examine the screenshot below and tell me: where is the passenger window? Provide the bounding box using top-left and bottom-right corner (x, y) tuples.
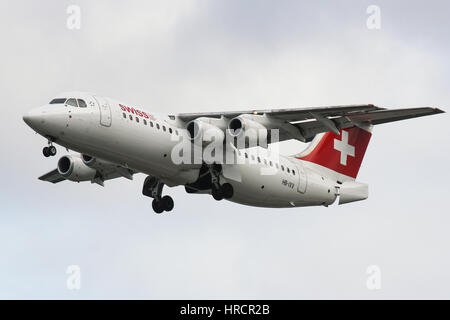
(150, 121), (154, 127)
(136, 117), (139, 123)
(281, 165), (285, 171)
(123, 113), (126, 118)
(257, 157), (261, 163)
(287, 168), (290, 173)
(144, 119), (147, 125)
(245, 153), (248, 159)
(163, 126), (166, 132)
(264, 159), (267, 165)
(175, 130), (178, 135)
(276, 163), (279, 169)
(270, 161), (273, 167)
(129, 115), (133, 120)
(169, 128), (172, 134)
(50, 98), (66, 104)
(156, 123), (160, 130)
(66, 98), (78, 107)
(77, 99), (87, 108)
(292, 170), (296, 175)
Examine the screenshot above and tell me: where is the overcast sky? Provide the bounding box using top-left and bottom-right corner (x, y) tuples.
(0, 0), (449, 299)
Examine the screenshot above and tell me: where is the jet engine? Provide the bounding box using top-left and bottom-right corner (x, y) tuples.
(82, 154), (133, 181)
(81, 154), (96, 166)
(186, 118), (225, 145)
(81, 154), (114, 169)
(57, 155), (97, 182)
(227, 116), (269, 147)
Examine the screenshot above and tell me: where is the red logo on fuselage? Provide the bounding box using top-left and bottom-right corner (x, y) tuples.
(119, 104), (155, 120)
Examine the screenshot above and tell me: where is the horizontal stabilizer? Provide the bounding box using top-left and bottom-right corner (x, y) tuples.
(339, 181), (368, 204)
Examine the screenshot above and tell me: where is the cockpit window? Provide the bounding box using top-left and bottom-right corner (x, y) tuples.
(66, 98), (78, 107)
(50, 98), (67, 104)
(77, 99), (87, 108)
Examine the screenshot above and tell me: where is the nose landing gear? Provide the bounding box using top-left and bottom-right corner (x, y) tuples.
(43, 142), (57, 158)
(143, 176), (174, 214)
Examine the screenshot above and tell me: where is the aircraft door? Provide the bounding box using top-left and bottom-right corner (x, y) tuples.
(94, 96), (112, 127)
(296, 162), (307, 193)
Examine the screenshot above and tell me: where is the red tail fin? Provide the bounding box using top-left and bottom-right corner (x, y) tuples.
(296, 126), (372, 179)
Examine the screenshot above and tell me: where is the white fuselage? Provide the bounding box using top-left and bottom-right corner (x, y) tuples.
(24, 93), (339, 208)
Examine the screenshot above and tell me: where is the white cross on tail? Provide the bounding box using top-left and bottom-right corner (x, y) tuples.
(333, 130), (355, 165)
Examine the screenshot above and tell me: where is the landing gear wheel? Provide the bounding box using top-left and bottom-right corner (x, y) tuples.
(212, 186), (224, 201)
(152, 199), (164, 214)
(185, 186), (197, 194)
(221, 183), (234, 199)
(161, 195), (174, 212)
(48, 146), (57, 156)
(42, 147), (50, 157)
(143, 176), (176, 214)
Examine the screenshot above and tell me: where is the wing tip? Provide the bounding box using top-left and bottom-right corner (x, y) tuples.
(38, 169), (65, 183)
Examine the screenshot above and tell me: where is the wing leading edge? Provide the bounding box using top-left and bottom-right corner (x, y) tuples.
(177, 104), (382, 122)
(38, 157), (135, 185)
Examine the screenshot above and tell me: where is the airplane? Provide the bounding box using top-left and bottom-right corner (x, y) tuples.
(23, 91), (444, 213)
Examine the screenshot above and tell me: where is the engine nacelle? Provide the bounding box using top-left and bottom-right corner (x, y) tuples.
(186, 119), (225, 145)
(57, 155), (97, 182)
(227, 116), (269, 147)
(81, 154), (96, 167)
(81, 154), (114, 168)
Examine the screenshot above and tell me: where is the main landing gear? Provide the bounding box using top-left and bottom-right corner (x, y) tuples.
(208, 164), (234, 201)
(142, 176), (174, 214)
(184, 163), (235, 201)
(42, 141), (57, 158)
(211, 183), (233, 201)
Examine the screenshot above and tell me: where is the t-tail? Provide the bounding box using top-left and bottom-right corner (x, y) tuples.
(295, 124), (372, 181)
(293, 106), (444, 204)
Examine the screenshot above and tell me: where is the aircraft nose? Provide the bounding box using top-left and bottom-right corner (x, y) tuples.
(22, 111), (32, 126)
(23, 108), (45, 130)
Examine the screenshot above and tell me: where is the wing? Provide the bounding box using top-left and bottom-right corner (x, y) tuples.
(39, 169), (66, 184)
(177, 105), (444, 142)
(177, 104), (382, 122)
(38, 160), (135, 185)
(292, 106), (444, 141)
